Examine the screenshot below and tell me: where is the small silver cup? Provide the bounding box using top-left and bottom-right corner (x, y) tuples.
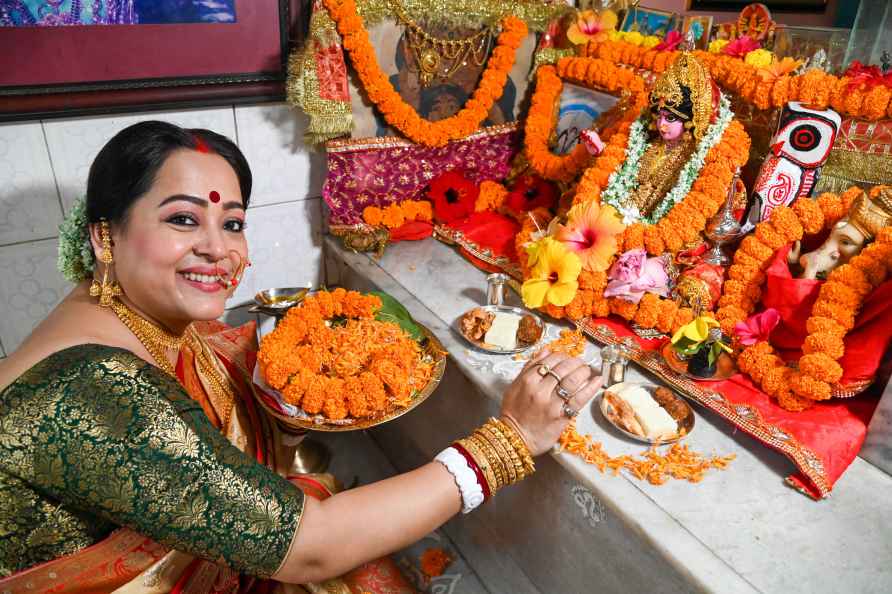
(486, 273), (509, 306)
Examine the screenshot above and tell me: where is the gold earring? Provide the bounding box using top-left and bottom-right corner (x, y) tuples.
(89, 220), (122, 307)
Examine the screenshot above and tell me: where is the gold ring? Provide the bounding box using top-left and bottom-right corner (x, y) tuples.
(536, 363), (551, 377)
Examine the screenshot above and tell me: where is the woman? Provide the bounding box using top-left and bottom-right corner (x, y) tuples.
(0, 121), (601, 592)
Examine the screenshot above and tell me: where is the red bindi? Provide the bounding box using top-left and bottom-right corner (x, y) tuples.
(209, 190), (220, 203)
(194, 135), (211, 154)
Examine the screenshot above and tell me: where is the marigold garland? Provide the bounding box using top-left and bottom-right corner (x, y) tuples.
(716, 190), (892, 411)
(583, 39), (892, 120)
(475, 180), (509, 212)
(524, 58), (648, 183)
(363, 200), (433, 228)
(258, 289), (435, 420)
(322, 0), (527, 147)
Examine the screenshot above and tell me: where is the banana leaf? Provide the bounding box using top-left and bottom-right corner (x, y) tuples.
(371, 291), (425, 342)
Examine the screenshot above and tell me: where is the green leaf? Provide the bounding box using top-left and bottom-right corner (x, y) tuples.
(371, 291), (425, 342)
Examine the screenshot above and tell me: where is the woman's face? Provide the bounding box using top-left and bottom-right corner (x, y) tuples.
(96, 149), (248, 330)
(657, 108), (686, 142)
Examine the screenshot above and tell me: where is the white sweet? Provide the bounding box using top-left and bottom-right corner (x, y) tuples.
(484, 313), (521, 350)
(617, 384), (678, 439)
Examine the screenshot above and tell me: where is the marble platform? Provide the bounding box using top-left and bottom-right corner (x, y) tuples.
(323, 235), (892, 594)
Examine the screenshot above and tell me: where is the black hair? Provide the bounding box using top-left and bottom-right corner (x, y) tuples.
(85, 120), (252, 226)
(651, 86), (694, 122)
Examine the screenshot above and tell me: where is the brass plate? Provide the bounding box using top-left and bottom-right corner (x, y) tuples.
(457, 305), (544, 354)
(661, 341), (737, 382)
(598, 381), (695, 445)
(254, 323), (447, 432)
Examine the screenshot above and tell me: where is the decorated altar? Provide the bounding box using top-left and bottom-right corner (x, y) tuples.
(287, 0), (892, 505)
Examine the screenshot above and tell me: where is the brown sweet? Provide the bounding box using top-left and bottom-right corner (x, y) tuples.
(516, 314), (543, 345)
(653, 386), (687, 422)
(604, 390), (645, 436)
(461, 308), (495, 342)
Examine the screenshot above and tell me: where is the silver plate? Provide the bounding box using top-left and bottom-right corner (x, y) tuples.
(457, 305), (544, 355)
(598, 381), (695, 445)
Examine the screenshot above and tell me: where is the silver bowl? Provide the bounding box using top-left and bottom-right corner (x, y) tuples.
(250, 287), (310, 315)
(598, 381), (695, 445)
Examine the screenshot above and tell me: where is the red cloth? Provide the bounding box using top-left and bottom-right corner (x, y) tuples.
(443, 211), (520, 272)
(763, 245), (892, 386)
(390, 221), (434, 242)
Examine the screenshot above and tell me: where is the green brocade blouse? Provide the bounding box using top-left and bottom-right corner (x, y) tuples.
(0, 344), (304, 579)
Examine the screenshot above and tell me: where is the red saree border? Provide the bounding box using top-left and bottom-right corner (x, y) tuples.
(576, 318), (832, 499)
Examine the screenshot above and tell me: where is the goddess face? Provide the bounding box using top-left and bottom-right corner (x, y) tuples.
(656, 109), (686, 143)
(798, 220), (866, 280)
(92, 149), (249, 331)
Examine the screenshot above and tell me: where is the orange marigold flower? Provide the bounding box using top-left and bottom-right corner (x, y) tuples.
(800, 353), (844, 384)
(791, 373), (832, 401)
(803, 332), (845, 359)
(792, 198), (824, 234)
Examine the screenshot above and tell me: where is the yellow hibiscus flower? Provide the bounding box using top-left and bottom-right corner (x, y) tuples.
(521, 238), (582, 308)
(567, 9), (618, 46)
(672, 316), (721, 345)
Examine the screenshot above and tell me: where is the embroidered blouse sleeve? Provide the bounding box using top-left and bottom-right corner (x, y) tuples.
(16, 346), (304, 578)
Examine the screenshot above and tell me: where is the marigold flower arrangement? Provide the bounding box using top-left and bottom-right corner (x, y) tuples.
(715, 188), (892, 411)
(258, 289), (436, 421)
(363, 200), (433, 229)
(321, 0), (527, 147)
(583, 38), (892, 120)
(524, 57), (648, 183)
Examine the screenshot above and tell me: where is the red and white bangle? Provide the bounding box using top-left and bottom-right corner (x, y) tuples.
(435, 446), (487, 514)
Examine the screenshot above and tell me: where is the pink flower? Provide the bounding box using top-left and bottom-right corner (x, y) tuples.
(655, 30), (683, 51)
(603, 249), (670, 304)
(733, 308), (780, 346)
(722, 35), (760, 58)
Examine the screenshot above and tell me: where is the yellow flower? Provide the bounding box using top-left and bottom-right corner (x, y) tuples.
(521, 238), (582, 308)
(608, 30), (624, 41)
(744, 48), (774, 68)
(624, 31), (644, 46)
(567, 9), (618, 46)
(642, 35), (661, 49)
(671, 316), (720, 345)
(555, 202), (625, 272)
(708, 39), (729, 54)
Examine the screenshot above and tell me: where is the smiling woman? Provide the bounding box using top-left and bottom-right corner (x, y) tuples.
(0, 120), (602, 592)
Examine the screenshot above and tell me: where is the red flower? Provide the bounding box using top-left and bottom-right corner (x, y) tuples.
(655, 30), (683, 52)
(506, 175), (558, 213)
(722, 35), (760, 58)
(426, 171), (479, 223)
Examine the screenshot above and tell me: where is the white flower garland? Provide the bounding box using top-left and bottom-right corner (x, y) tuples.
(601, 94), (733, 226)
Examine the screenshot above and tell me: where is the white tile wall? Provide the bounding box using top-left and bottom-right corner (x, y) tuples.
(0, 238), (71, 352)
(234, 104), (326, 206)
(0, 102), (326, 357)
(0, 121), (63, 245)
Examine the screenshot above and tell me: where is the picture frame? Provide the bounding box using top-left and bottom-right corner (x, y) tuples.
(619, 5), (677, 37)
(682, 15), (713, 50)
(0, 0), (306, 122)
(687, 1), (827, 11)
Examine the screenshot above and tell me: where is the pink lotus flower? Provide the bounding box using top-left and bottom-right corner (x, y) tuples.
(733, 308), (780, 346)
(655, 30), (683, 51)
(722, 35), (760, 58)
(602, 249), (670, 304)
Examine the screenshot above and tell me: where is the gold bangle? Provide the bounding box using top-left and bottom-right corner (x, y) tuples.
(478, 425), (518, 484)
(458, 437), (499, 495)
(468, 433), (506, 490)
(482, 422), (525, 482)
(492, 417), (536, 476)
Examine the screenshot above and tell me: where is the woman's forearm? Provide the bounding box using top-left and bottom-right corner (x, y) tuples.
(273, 461), (461, 584)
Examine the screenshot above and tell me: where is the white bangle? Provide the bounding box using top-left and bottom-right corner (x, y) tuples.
(435, 447), (485, 514)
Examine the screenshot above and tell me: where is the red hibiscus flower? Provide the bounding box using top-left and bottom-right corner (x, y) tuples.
(506, 175), (558, 213)
(722, 35), (760, 58)
(427, 171), (478, 224)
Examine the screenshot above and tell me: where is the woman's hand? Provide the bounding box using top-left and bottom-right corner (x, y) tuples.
(499, 350), (602, 456)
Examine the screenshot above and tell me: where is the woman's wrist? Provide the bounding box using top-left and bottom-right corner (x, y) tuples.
(435, 418), (536, 513)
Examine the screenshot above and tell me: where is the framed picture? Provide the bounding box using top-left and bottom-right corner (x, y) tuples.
(620, 5), (676, 37)
(682, 15), (713, 50)
(688, 1), (827, 11)
(0, 0), (305, 122)
(554, 84), (619, 155)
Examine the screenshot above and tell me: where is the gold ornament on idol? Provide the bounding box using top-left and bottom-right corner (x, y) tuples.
(390, 0), (493, 87)
(89, 220), (122, 308)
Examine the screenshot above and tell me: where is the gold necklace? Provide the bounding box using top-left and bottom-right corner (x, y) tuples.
(390, 0), (492, 87)
(110, 298), (186, 378)
(630, 136), (695, 217)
